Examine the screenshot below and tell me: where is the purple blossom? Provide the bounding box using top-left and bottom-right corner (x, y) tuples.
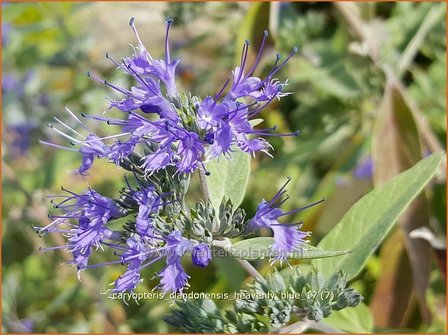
(133, 120), (206, 175)
(37, 17), (308, 298)
(197, 96), (228, 130)
(114, 261), (142, 293)
(88, 17), (179, 118)
(226, 31), (295, 101)
(40, 108), (116, 176)
(175, 130), (205, 174)
(2, 23), (11, 47)
(159, 259), (190, 293)
(247, 179), (324, 260)
(2, 71), (34, 97)
(194, 33), (299, 160)
(192, 243), (212, 268)
(112, 237), (150, 293)
(141, 149), (173, 172)
(80, 18), (299, 175)
(38, 188), (125, 271)
(106, 230), (206, 294)
(124, 175), (163, 240)
(78, 134), (111, 175)
(6, 123), (36, 158)
(353, 156), (374, 180)
(158, 231), (194, 293)
(108, 137), (139, 165)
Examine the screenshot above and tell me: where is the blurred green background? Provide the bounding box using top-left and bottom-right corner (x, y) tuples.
(2, 2), (446, 333)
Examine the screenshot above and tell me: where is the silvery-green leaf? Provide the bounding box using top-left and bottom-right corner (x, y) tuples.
(230, 237), (350, 260)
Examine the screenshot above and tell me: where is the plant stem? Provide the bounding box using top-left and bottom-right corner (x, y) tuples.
(237, 259), (267, 285)
(198, 169), (210, 201)
(211, 238), (267, 285)
(200, 169), (266, 284)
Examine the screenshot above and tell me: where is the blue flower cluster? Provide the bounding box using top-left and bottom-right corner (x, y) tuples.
(38, 18), (318, 295)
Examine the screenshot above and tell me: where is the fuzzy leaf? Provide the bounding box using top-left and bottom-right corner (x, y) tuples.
(312, 152), (445, 280)
(323, 302), (373, 333)
(205, 150), (250, 213)
(230, 237), (350, 260)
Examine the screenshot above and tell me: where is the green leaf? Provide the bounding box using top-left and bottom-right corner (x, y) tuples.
(324, 303), (374, 333)
(371, 77), (432, 325)
(230, 237), (350, 260)
(205, 150), (250, 212)
(312, 152), (445, 280)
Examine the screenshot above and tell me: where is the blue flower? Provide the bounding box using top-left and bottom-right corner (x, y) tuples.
(125, 176), (163, 239)
(38, 188), (125, 271)
(114, 261), (142, 293)
(192, 243), (212, 268)
(158, 231), (195, 293)
(108, 231), (205, 294)
(194, 33), (299, 160)
(112, 237), (151, 293)
(89, 17), (179, 118)
(175, 129), (205, 174)
(227, 31), (296, 101)
(78, 134), (111, 175)
(247, 179), (324, 260)
(108, 136), (139, 165)
(40, 108), (114, 175)
(353, 156), (373, 180)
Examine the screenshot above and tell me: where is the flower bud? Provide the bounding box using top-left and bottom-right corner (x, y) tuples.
(192, 243), (212, 268)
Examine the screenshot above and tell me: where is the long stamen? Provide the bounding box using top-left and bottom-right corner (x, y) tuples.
(39, 140), (78, 152)
(53, 117), (85, 139)
(270, 221), (303, 227)
(246, 126), (277, 133)
(248, 130), (300, 137)
(61, 187), (88, 200)
(123, 175), (134, 192)
(266, 47), (298, 81)
(39, 245), (66, 252)
(36, 217), (67, 235)
(51, 196), (77, 208)
(43, 228), (72, 234)
(64, 107), (91, 132)
(83, 133), (130, 144)
(128, 110), (156, 125)
(236, 40), (250, 84)
(272, 194), (290, 209)
(256, 53), (282, 90)
(278, 197), (326, 217)
(268, 177), (291, 205)
(247, 89), (281, 118)
(131, 168), (147, 191)
(214, 77), (231, 102)
(121, 59), (158, 95)
(227, 101), (258, 121)
(165, 17), (173, 64)
(87, 72), (139, 99)
(102, 241), (128, 251)
(105, 52), (129, 73)
(199, 161), (210, 176)
(85, 260), (123, 269)
(80, 113), (127, 126)
(247, 30), (269, 77)
(49, 214), (82, 219)
(47, 124), (83, 144)
(140, 255), (164, 269)
(129, 17), (145, 47)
